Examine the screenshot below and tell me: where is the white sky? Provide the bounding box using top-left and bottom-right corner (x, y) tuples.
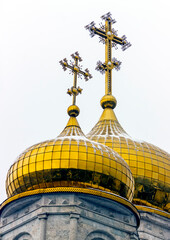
(0, 0), (170, 203)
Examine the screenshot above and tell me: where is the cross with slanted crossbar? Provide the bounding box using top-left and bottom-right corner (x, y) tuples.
(59, 52), (92, 105)
(85, 12), (131, 96)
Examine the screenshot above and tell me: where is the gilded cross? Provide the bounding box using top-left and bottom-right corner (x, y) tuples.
(59, 51), (92, 105)
(85, 12), (131, 95)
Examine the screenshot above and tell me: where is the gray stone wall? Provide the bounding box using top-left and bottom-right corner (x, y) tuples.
(0, 193), (139, 240)
(137, 210), (170, 240)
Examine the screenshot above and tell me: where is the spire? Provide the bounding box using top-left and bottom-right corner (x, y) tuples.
(59, 52), (92, 136)
(85, 12), (131, 109)
(86, 14), (170, 214)
(59, 51), (92, 117)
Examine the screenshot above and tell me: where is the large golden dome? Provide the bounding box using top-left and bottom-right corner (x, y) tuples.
(87, 98), (170, 212)
(6, 110), (134, 202)
(4, 51), (134, 208)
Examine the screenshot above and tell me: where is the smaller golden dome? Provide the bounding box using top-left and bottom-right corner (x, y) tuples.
(6, 112), (134, 202)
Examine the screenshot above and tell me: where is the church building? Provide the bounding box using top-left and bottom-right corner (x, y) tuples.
(0, 12), (169, 240)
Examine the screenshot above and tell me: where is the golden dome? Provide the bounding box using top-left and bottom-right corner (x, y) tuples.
(87, 103), (170, 212)
(6, 111), (134, 202)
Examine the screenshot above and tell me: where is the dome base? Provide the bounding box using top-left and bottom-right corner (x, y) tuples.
(0, 192), (140, 240)
(0, 187), (139, 223)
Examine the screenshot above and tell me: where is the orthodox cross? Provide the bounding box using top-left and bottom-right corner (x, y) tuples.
(85, 12), (131, 95)
(59, 51), (92, 105)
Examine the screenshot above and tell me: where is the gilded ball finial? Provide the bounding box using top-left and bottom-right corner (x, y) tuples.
(67, 105), (80, 117)
(100, 95), (117, 109)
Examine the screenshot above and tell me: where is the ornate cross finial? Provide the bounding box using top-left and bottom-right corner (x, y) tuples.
(59, 52), (92, 107)
(85, 12), (131, 96)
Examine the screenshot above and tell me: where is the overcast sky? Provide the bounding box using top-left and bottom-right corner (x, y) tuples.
(0, 0), (170, 203)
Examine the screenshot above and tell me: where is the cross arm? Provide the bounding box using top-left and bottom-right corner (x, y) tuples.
(92, 27), (107, 39)
(59, 56), (92, 81)
(65, 63), (74, 71)
(59, 59), (75, 72)
(85, 20), (131, 50)
(79, 68), (92, 81)
(91, 27), (127, 46)
(96, 57), (121, 74)
(113, 35), (125, 45)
